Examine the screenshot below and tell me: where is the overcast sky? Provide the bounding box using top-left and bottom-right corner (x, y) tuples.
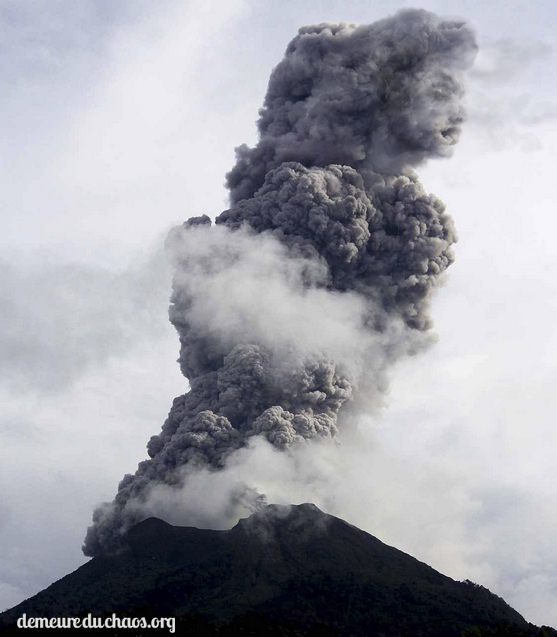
(1, 0), (556, 627)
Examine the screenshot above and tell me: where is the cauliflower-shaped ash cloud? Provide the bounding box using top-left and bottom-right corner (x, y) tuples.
(83, 8), (476, 557)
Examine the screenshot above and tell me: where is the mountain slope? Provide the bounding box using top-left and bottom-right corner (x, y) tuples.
(1, 504), (554, 636)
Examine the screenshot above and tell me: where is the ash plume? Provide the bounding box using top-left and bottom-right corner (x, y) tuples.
(83, 8), (477, 557)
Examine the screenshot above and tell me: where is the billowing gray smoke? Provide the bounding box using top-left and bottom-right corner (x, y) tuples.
(83, 8), (477, 557)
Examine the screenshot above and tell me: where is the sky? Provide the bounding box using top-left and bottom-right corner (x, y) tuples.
(1, 0), (556, 627)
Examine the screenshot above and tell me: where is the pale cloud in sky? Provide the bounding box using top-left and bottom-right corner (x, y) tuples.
(1, 0), (556, 628)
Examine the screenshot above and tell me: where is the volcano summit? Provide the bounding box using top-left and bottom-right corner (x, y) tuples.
(4, 505), (555, 636)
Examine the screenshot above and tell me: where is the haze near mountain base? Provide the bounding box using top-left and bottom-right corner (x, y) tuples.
(83, 8), (478, 557)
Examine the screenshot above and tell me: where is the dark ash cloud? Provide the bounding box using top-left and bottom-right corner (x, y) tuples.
(83, 8), (476, 557)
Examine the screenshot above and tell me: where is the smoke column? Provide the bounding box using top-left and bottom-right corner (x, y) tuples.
(83, 8), (477, 556)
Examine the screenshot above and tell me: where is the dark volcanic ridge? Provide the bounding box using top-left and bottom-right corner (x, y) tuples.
(2, 504), (555, 636)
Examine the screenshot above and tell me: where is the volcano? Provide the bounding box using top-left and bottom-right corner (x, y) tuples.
(1, 504), (554, 636)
